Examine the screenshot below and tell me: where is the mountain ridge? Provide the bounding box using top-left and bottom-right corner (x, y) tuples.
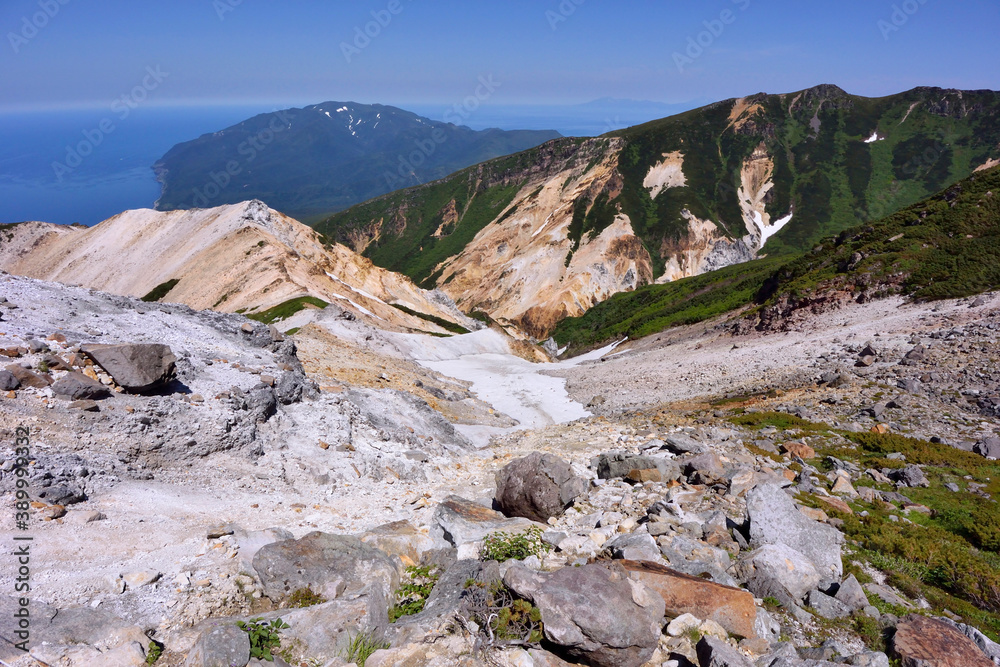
(152, 101), (562, 222)
(315, 84), (1000, 336)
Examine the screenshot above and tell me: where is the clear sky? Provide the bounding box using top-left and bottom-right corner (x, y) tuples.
(2, 0), (998, 112)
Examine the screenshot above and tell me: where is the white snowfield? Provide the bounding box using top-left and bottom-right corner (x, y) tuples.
(386, 329), (621, 445)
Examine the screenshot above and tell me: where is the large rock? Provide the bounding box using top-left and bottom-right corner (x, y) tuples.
(359, 520), (435, 567)
(596, 452), (680, 482)
(81, 343), (176, 393)
(934, 616), (1000, 665)
(52, 371), (112, 400)
(620, 560), (758, 640)
(504, 562), (663, 667)
(252, 531), (400, 603)
(736, 544), (822, 602)
(974, 437), (1000, 460)
(495, 452), (587, 522)
(235, 527), (294, 577)
(834, 574), (869, 611)
(4, 363), (51, 388)
(893, 614), (994, 667)
(257, 591), (388, 663)
(184, 623), (250, 667)
(430, 495), (541, 549)
(746, 484), (843, 585)
(0, 370), (18, 390)
(889, 465), (930, 488)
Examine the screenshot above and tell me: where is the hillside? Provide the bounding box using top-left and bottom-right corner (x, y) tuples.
(553, 164), (1000, 352)
(152, 102), (561, 222)
(0, 200), (476, 335)
(315, 85), (1000, 337)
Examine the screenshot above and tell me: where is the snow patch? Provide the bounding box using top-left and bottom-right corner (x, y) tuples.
(336, 107), (348, 112)
(864, 131), (882, 144)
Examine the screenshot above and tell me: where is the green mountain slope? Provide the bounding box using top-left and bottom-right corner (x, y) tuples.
(313, 86), (1000, 334)
(153, 102), (561, 223)
(553, 164), (1000, 353)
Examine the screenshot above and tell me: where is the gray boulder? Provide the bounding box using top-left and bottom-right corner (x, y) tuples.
(252, 531), (399, 603)
(974, 437), (1000, 460)
(746, 484), (843, 585)
(0, 370), (18, 390)
(737, 544), (821, 602)
(888, 464), (930, 488)
(834, 574), (869, 611)
(234, 527), (294, 577)
(664, 433), (706, 454)
(696, 635), (754, 667)
(495, 453), (587, 523)
(807, 589), (850, 620)
(596, 452), (680, 481)
(684, 452), (728, 485)
(81, 343), (176, 393)
(504, 562), (663, 667)
(603, 533), (661, 561)
(51, 372), (112, 400)
(184, 623), (250, 667)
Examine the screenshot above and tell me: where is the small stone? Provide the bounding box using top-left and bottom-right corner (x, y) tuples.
(625, 468), (661, 484)
(666, 612), (701, 637)
(260, 375), (276, 387)
(123, 571), (161, 588)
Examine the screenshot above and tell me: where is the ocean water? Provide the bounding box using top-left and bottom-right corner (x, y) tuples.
(0, 105), (277, 226)
(0, 100), (697, 227)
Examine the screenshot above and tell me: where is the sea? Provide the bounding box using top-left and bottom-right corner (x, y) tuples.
(0, 99), (699, 227)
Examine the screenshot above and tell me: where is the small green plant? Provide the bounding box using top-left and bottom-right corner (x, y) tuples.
(480, 527), (550, 562)
(144, 639), (164, 664)
(287, 587), (326, 608)
(36, 359), (49, 373)
(762, 596), (782, 609)
(342, 631), (389, 667)
(462, 580), (544, 646)
(236, 617), (290, 662)
(389, 565), (441, 622)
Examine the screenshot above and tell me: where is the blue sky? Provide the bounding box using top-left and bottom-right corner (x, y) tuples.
(1, 0), (998, 112)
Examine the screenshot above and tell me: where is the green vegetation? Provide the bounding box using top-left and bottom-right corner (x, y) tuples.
(342, 631), (390, 667)
(286, 587), (326, 608)
(389, 565), (442, 622)
(552, 255), (787, 353)
(141, 278), (180, 303)
(144, 640), (163, 664)
(390, 304), (470, 334)
(245, 296), (329, 324)
(480, 527), (550, 562)
(236, 617), (290, 662)
(464, 579), (544, 645)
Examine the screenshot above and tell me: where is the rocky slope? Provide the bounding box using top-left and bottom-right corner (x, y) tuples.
(3, 267), (1000, 666)
(317, 85), (1000, 336)
(0, 200), (477, 335)
(152, 101), (561, 222)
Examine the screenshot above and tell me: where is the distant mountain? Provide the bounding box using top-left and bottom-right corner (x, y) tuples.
(314, 85), (1000, 337)
(152, 102), (562, 222)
